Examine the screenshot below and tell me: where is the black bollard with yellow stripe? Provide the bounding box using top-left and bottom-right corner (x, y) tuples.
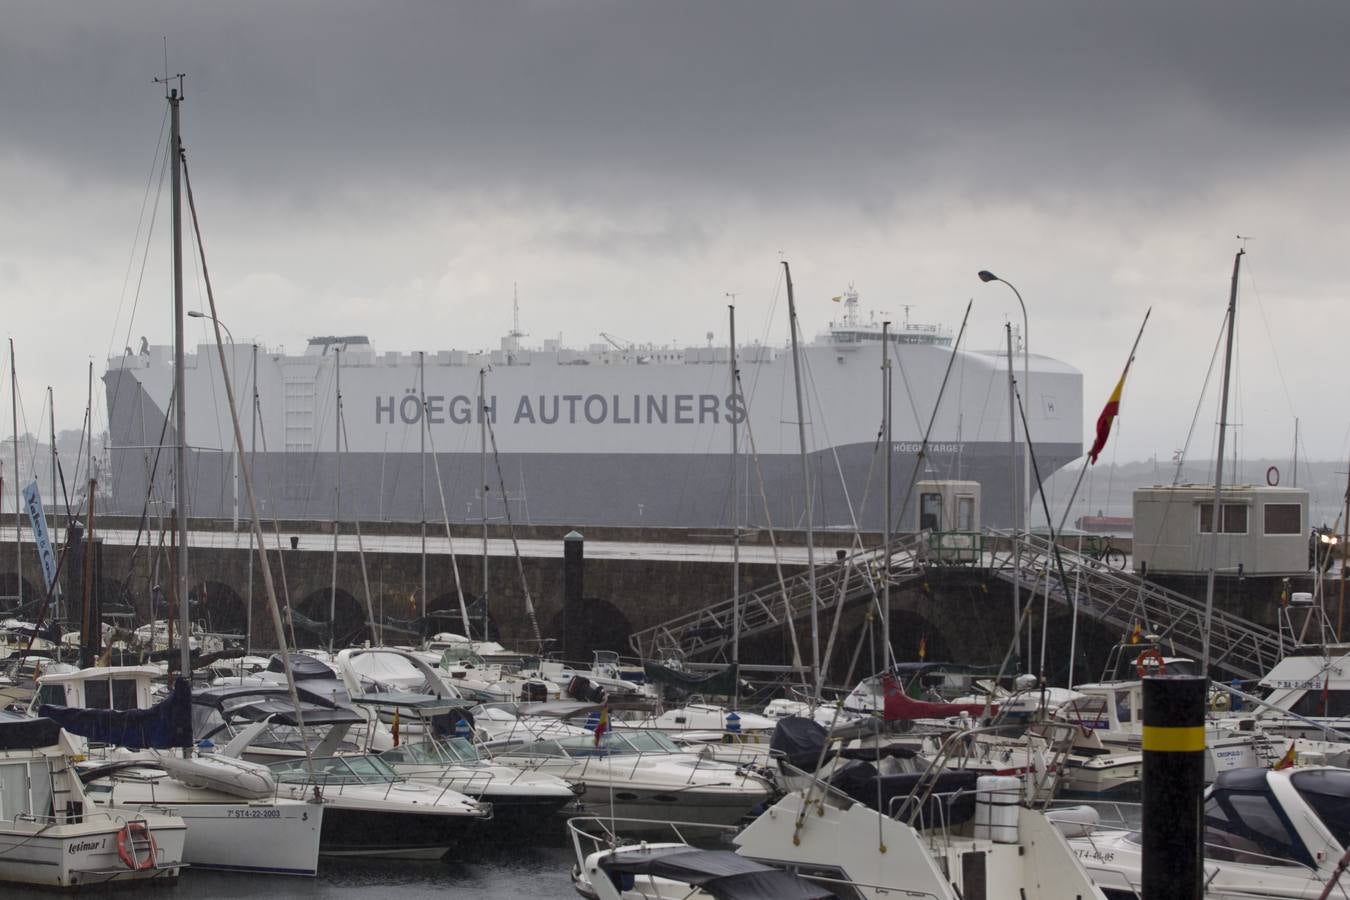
(1141, 675), (1206, 900)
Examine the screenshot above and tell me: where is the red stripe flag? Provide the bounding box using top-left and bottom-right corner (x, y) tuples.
(1088, 369), (1129, 464)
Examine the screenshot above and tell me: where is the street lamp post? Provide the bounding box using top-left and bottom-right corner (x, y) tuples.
(978, 271), (1030, 535)
(188, 310), (239, 530)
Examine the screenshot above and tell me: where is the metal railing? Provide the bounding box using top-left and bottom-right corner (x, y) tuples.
(986, 531), (1284, 680)
(629, 531), (934, 661)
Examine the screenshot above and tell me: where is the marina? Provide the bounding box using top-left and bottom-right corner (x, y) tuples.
(4, 5), (1350, 899)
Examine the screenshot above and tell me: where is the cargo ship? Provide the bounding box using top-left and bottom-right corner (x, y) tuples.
(103, 291), (1082, 530)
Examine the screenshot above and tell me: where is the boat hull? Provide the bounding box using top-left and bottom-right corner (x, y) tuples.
(0, 819), (186, 889)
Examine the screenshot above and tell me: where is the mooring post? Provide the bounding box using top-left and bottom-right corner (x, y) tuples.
(1141, 675), (1206, 900)
(563, 530), (584, 662)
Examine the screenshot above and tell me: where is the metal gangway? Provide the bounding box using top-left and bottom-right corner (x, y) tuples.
(987, 530), (1284, 681)
(629, 531), (934, 661)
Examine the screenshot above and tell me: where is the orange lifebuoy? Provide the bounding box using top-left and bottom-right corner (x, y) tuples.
(116, 821), (157, 871)
(1135, 649), (1166, 678)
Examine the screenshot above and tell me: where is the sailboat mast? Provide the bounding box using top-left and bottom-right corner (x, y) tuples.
(10, 339), (20, 614)
(48, 386), (57, 621)
(1201, 248), (1244, 672)
(480, 367), (489, 641)
(882, 320), (892, 670)
(1006, 324), (1022, 669)
(246, 343), (257, 664)
(169, 86), (191, 682)
(782, 261), (820, 697)
(419, 351), (427, 620)
(728, 300), (740, 702)
(330, 347), (341, 655)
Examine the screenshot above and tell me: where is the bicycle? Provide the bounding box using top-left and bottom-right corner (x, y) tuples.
(1078, 534), (1127, 570)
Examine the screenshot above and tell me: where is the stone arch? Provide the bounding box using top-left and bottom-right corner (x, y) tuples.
(545, 597), (634, 660)
(0, 573), (41, 616)
(295, 587), (371, 648)
(425, 592), (500, 643)
(191, 580), (245, 638)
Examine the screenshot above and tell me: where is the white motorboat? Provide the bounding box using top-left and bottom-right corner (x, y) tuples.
(381, 733), (582, 833)
(82, 755), (324, 877)
(220, 702), (492, 858)
(733, 772), (1107, 899)
(492, 729), (773, 828)
(0, 713), (186, 888)
(268, 752), (490, 859)
(568, 816), (833, 900)
(1067, 766), (1350, 899)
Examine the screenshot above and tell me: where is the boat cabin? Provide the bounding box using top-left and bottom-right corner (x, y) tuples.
(1133, 485), (1310, 575)
(31, 665), (161, 713)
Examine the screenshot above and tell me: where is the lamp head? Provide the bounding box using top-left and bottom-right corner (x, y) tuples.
(977, 270), (998, 284)
(187, 310), (206, 319)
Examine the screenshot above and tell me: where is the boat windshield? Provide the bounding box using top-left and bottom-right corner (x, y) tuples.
(1203, 787), (1312, 867)
(1291, 769), (1350, 847)
(555, 731), (683, 756)
(382, 737), (481, 766)
(271, 754), (400, 785)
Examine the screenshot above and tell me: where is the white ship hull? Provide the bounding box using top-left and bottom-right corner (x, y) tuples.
(105, 319), (1082, 529)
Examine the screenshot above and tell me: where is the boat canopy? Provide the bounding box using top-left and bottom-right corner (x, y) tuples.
(0, 713), (63, 750)
(598, 846), (834, 900)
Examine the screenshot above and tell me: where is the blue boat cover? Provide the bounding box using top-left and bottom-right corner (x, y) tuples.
(40, 676), (193, 749)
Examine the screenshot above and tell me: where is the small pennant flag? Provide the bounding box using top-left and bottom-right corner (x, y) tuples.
(918, 634), (927, 660)
(593, 704), (610, 746)
(830, 295), (843, 303)
(391, 708), (400, 747)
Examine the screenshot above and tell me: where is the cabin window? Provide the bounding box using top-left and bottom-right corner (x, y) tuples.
(920, 493), (943, 531)
(1263, 504), (1302, 535)
(1199, 503), (1248, 534)
(112, 679), (139, 711)
(85, 680), (111, 710)
(957, 496), (975, 531)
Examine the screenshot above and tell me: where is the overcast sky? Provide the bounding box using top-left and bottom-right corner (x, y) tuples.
(3, 1), (1348, 472)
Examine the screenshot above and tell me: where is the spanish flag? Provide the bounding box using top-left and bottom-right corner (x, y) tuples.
(391, 708), (400, 747)
(1129, 622), (1143, 645)
(1273, 741), (1296, 770)
(1089, 369), (1129, 464)
(593, 704), (610, 746)
(918, 634), (927, 660)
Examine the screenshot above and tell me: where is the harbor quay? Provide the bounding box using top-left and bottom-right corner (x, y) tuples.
(0, 518), (1327, 682)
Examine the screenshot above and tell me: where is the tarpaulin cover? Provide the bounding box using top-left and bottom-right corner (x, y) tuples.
(40, 677), (193, 749)
(881, 674), (996, 721)
(598, 846), (835, 900)
(0, 713), (63, 750)
(830, 765), (979, 827)
(769, 716), (832, 771)
(641, 662), (738, 696)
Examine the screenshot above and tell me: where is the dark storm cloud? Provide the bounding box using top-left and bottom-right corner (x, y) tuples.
(4, 1), (1348, 208)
